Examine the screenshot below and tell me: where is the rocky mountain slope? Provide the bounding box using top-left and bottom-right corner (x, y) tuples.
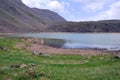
(0, 0), (66, 33)
(48, 20), (120, 32)
(0, 0), (120, 33)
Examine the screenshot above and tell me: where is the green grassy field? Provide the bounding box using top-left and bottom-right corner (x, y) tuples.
(0, 38), (120, 80)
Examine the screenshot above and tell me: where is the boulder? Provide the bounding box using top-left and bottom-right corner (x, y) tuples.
(10, 64), (27, 68)
(39, 72), (46, 77)
(19, 64), (27, 68)
(0, 46), (8, 50)
(26, 70), (36, 78)
(39, 52), (50, 57)
(114, 53), (120, 58)
(32, 51), (38, 55)
(29, 63), (36, 68)
(39, 52), (44, 56)
(11, 64), (20, 68)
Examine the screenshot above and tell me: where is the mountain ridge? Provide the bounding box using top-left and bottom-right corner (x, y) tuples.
(0, 0), (120, 33)
(48, 20), (120, 32)
(0, 0), (66, 33)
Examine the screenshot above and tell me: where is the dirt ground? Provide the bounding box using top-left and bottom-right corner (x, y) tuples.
(26, 43), (112, 55)
(15, 38), (112, 55)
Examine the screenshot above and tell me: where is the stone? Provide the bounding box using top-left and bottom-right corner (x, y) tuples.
(99, 57), (104, 60)
(39, 52), (44, 56)
(84, 60), (88, 63)
(114, 53), (120, 58)
(39, 72), (46, 77)
(10, 64), (27, 68)
(0, 46), (8, 50)
(31, 64), (35, 67)
(11, 64), (20, 68)
(39, 52), (50, 57)
(19, 64), (27, 68)
(29, 63), (36, 68)
(32, 51), (38, 55)
(26, 70), (36, 78)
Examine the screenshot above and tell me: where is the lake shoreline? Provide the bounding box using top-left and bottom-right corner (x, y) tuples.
(0, 35), (120, 80)
(1, 33), (119, 55)
(27, 44), (112, 55)
(18, 38), (112, 55)
(26, 45), (111, 55)
(2, 32), (120, 34)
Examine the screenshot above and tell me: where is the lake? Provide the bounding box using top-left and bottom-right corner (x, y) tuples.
(6, 33), (120, 50)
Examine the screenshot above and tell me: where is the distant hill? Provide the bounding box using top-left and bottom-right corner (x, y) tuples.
(0, 0), (66, 33)
(0, 0), (120, 33)
(48, 20), (120, 32)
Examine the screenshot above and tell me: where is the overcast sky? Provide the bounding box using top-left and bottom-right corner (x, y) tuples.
(22, 0), (120, 21)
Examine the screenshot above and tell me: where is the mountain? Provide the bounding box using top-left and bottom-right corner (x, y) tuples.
(32, 8), (66, 24)
(48, 20), (120, 32)
(0, 0), (66, 33)
(0, 0), (120, 33)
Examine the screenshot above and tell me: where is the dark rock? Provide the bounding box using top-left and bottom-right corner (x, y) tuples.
(39, 53), (50, 57)
(39, 72), (46, 77)
(39, 52), (44, 56)
(114, 53), (120, 58)
(10, 64), (27, 68)
(32, 51), (38, 55)
(0, 46), (8, 50)
(29, 63), (36, 68)
(31, 63), (35, 67)
(47, 76), (52, 78)
(19, 64), (27, 68)
(26, 70), (37, 78)
(115, 73), (119, 76)
(11, 64), (20, 68)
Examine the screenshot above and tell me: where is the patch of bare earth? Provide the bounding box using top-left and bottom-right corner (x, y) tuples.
(15, 38), (111, 55)
(27, 44), (111, 55)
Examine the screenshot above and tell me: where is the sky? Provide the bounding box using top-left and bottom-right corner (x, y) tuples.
(22, 0), (120, 21)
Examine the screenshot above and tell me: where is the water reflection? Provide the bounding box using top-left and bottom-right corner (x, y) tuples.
(3, 33), (120, 50)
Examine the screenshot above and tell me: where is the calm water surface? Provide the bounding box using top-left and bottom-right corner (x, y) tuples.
(9, 33), (120, 50)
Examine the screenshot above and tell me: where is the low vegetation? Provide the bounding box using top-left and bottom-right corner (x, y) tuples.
(49, 21), (120, 32)
(0, 38), (120, 80)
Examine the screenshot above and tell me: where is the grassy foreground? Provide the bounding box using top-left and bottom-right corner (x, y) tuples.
(0, 38), (120, 80)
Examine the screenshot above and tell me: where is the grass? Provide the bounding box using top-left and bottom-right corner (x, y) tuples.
(0, 38), (120, 80)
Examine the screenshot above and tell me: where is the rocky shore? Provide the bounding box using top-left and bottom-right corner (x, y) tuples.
(27, 44), (111, 55)
(14, 38), (113, 55)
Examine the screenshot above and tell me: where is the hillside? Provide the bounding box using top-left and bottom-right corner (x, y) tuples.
(48, 20), (120, 32)
(0, 0), (66, 33)
(33, 8), (66, 24)
(0, 0), (120, 33)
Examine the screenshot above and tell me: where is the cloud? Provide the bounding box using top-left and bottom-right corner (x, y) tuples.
(22, 0), (67, 13)
(73, 0), (99, 3)
(72, 0), (113, 12)
(22, 0), (120, 21)
(83, 2), (104, 12)
(91, 1), (120, 20)
(47, 1), (65, 13)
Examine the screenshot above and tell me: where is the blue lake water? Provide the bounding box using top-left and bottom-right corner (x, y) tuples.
(9, 33), (120, 50)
